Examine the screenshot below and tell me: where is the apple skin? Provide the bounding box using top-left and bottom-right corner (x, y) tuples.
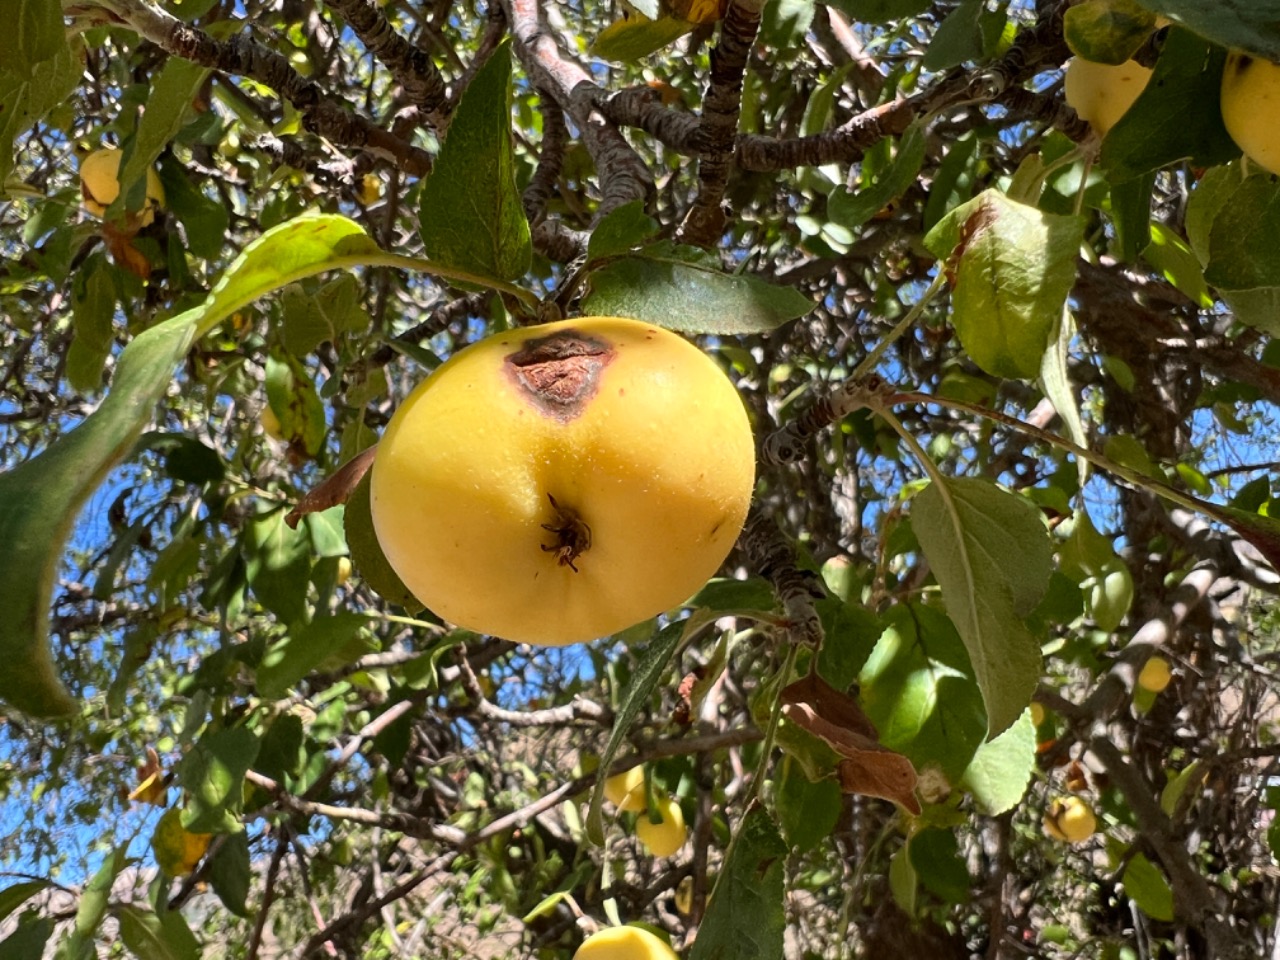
(573, 925), (679, 960)
(1221, 52), (1280, 176)
(1063, 57), (1153, 137)
(1137, 656), (1172, 693)
(1043, 796), (1096, 844)
(604, 767), (647, 813)
(79, 147), (165, 226)
(371, 317), (755, 645)
(636, 795), (687, 857)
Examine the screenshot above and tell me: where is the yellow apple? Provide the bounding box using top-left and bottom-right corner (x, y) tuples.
(1137, 656), (1172, 694)
(79, 147), (165, 226)
(573, 925), (679, 960)
(1221, 52), (1280, 176)
(604, 766), (646, 813)
(1063, 57), (1153, 136)
(1043, 796), (1097, 844)
(370, 317), (755, 645)
(636, 795), (686, 858)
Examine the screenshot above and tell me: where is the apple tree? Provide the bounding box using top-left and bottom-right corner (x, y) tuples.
(4, 0), (1280, 957)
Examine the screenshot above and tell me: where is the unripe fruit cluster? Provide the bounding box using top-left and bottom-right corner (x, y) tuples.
(603, 767), (688, 858)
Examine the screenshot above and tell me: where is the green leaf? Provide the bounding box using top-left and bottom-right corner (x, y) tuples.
(207, 830), (252, 917)
(690, 804), (787, 960)
(0, 0), (79, 189)
(859, 604), (987, 782)
(1185, 163), (1235, 266)
(1204, 172), (1280, 292)
(828, 123), (926, 231)
(1108, 172), (1155, 262)
(135, 432), (226, 485)
(1122, 852), (1175, 921)
(345, 467), (423, 612)
(1132, 0), (1280, 61)
(0, 315), (194, 719)
(888, 843), (918, 916)
(824, 0), (929, 25)
(119, 57), (212, 193)
(255, 712), (306, 782)
(257, 613), (371, 700)
(0, 213), (394, 720)
(0, 882), (48, 925)
(776, 759), (842, 854)
(243, 505), (312, 624)
(760, 0), (815, 50)
(1064, 0), (1156, 64)
(1160, 760), (1204, 818)
(582, 255), (811, 334)
(1143, 222), (1211, 307)
(60, 847), (129, 960)
(281, 273), (368, 357)
(922, 0), (992, 71)
(66, 257), (117, 395)
(0, 913), (53, 960)
(911, 478), (1049, 736)
(931, 190), (1085, 380)
(591, 13), (694, 62)
(1101, 29), (1239, 181)
(264, 353), (327, 456)
(114, 905), (200, 960)
(178, 727), (261, 834)
(814, 599), (881, 690)
(202, 214), (380, 327)
(419, 41), (531, 283)
(586, 620), (685, 845)
(958, 709), (1035, 813)
(908, 828), (971, 903)
(1040, 309), (1089, 489)
(157, 156), (230, 261)
(587, 200), (661, 262)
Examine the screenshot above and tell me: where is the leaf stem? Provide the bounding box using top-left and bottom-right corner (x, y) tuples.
(850, 271), (947, 382)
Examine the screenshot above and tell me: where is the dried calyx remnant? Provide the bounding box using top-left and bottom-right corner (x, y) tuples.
(541, 494), (591, 572)
(504, 328), (614, 422)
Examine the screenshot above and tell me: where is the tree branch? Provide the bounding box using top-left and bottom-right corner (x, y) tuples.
(678, 0), (764, 247)
(86, 0), (434, 176)
(323, 0), (451, 128)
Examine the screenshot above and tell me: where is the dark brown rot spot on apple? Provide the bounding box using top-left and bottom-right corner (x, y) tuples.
(1231, 54), (1254, 78)
(505, 328), (615, 422)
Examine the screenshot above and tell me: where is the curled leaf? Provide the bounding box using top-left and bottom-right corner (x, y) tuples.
(781, 673), (920, 814)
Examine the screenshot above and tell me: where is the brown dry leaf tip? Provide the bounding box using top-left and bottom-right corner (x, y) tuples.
(504, 329), (614, 422)
(540, 494), (591, 571)
(285, 445), (378, 529)
(781, 673), (921, 815)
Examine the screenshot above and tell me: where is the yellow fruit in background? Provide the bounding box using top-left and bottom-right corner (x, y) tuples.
(1137, 656), (1172, 693)
(573, 925), (680, 960)
(1221, 52), (1280, 176)
(152, 808), (213, 876)
(79, 147), (165, 225)
(1044, 796), (1097, 844)
(357, 173), (382, 205)
(604, 767), (646, 813)
(371, 317), (755, 645)
(335, 556), (353, 586)
(1030, 701), (1046, 727)
(636, 795), (686, 858)
(1063, 57), (1153, 136)
(673, 875), (693, 915)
